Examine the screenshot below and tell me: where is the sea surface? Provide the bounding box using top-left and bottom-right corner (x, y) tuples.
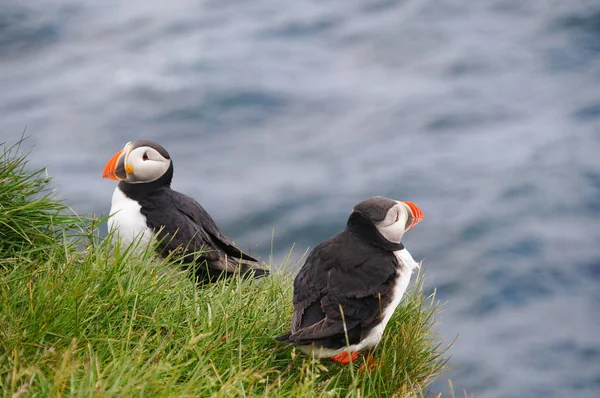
(1, 0), (599, 396)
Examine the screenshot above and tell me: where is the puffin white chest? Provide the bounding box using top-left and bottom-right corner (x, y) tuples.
(357, 248), (419, 350)
(385, 248), (420, 326)
(108, 187), (153, 247)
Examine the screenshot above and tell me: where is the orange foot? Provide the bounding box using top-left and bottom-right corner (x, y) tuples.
(358, 354), (381, 373)
(330, 351), (360, 365)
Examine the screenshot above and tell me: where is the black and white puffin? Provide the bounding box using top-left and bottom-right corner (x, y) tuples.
(102, 140), (268, 284)
(276, 196), (424, 366)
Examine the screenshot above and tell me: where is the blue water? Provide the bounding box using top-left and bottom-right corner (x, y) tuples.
(1, 1), (600, 396)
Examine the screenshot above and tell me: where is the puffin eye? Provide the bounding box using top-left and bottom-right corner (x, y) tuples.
(395, 213), (400, 222)
(142, 152), (149, 161)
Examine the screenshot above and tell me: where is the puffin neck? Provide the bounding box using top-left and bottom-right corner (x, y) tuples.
(118, 162), (174, 201)
(345, 211), (405, 251)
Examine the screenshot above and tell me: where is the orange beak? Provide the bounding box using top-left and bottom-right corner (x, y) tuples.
(102, 149), (124, 180)
(402, 201), (424, 231)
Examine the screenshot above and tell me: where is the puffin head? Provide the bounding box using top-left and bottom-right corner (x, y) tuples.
(347, 196), (424, 246)
(102, 140), (172, 185)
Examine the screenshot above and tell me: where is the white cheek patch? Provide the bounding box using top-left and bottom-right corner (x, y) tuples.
(377, 220), (406, 243)
(127, 147), (170, 183)
(375, 206), (408, 243)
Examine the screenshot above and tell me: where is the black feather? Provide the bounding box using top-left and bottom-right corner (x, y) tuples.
(118, 164), (267, 284)
(277, 230), (399, 349)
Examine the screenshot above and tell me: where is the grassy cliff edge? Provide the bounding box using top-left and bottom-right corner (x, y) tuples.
(0, 139), (452, 397)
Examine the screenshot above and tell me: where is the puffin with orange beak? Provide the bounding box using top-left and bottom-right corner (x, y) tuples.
(276, 196), (424, 367)
(102, 140), (268, 284)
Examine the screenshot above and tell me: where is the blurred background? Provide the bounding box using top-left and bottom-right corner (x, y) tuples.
(1, 0), (599, 396)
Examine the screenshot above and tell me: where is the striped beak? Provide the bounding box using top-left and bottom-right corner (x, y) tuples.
(102, 149), (127, 180)
(400, 201), (424, 231)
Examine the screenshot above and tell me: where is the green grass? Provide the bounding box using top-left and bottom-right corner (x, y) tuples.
(0, 139), (453, 397)
(0, 139), (83, 263)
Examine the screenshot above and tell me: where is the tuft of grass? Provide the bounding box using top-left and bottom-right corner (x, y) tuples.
(0, 138), (83, 264)
(0, 138), (453, 397)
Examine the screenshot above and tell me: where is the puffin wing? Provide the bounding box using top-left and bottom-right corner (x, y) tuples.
(170, 191), (258, 262)
(141, 189), (255, 274)
(278, 235), (398, 343)
(140, 192), (220, 263)
(276, 241), (333, 342)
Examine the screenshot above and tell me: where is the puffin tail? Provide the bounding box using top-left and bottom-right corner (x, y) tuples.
(239, 261), (270, 279)
(248, 267), (270, 278)
(275, 332), (292, 342)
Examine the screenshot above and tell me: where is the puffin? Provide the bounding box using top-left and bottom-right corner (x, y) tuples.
(102, 140), (268, 284)
(276, 196), (424, 366)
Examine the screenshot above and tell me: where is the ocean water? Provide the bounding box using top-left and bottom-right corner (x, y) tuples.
(1, 0), (599, 396)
